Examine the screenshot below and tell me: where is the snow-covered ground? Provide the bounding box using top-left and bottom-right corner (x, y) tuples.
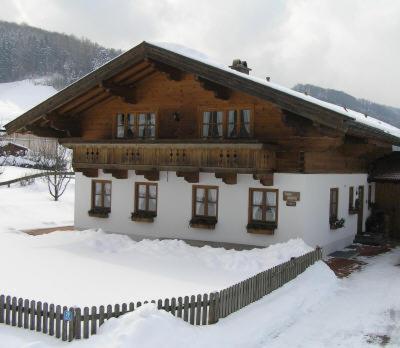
(0, 79), (56, 127)
(0, 249), (399, 348)
(0, 178), (74, 230)
(0, 175), (399, 347)
(0, 165), (43, 182)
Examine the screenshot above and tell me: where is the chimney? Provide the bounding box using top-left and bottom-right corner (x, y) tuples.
(229, 59), (251, 75)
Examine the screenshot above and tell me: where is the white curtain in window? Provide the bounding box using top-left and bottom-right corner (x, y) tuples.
(266, 207), (276, 222)
(195, 188), (205, 215)
(105, 183), (111, 195)
(266, 191), (276, 206)
(104, 195), (111, 208)
(240, 109), (251, 136)
(117, 113), (125, 138)
(228, 110), (237, 137)
(95, 195), (102, 207)
(95, 182), (102, 195)
(252, 191), (263, 205)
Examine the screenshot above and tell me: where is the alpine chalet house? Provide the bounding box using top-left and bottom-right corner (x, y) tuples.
(5, 42), (400, 254)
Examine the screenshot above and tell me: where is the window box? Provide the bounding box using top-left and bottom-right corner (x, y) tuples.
(330, 217), (345, 230)
(246, 222), (277, 235)
(348, 207), (358, 215)
(88, 208), (110, 218)
(131, 211), (157, 223)
(189, 217), (217, 229)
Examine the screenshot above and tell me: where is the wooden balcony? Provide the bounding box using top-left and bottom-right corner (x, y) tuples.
(69, 143), (276, 184)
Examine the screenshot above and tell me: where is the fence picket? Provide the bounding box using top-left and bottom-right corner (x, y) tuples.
(106, 305), (112, 320)
(202, 294), (208, 325)
(0, 295), (4, 324)
(122, 303), (127, 315)
(114, 304), (120, 318)
(68, 307), (75, 342)
(91, 306), (97, 335)
(171, 297), (176, 316)
(29, 300), (35, 330)
(5, 296), (11, 325)
(83, 307), (89, 339)
(42, 302), (48, 334)
(17, 298), (23, 328)
(177, 297), (183, 318)
(195, 295), (201, 325)
(62, 306), (68, 341)
(55, 305), (61, 338)
(99, 305), (105, 327)
(75, 307), (81, 339)
(11, 297), (17, 327)
(183, 296), (189, 322)
(164, 298), (170, 313)
(189, 295), (195, 325)
(36, 301), (42, 332)
(129, 302), (135, 312)
(48, 304), (54, 336)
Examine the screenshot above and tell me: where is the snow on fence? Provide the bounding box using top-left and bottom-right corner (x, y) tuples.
(0, 247), (322, 342)
(0, 171), (75, 187)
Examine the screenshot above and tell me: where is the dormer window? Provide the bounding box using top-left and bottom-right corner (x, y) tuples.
(201, 107), (252, 139)
(115, 112), (156, 139)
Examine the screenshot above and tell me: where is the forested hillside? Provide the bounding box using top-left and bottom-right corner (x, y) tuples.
(293, 84), (400, 128)
(0, 21), (121, 89)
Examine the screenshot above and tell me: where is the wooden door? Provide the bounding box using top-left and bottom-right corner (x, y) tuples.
(357, 186), (364, 234)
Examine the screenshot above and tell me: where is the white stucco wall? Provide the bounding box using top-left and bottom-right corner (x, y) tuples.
(74, 171), (372, 255)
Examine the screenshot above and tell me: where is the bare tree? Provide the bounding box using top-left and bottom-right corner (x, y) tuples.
(36, 142), (72, 201)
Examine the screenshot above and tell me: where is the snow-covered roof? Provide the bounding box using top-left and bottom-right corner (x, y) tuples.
(5, 40), (400, 144)
(151, 42), (400, 140)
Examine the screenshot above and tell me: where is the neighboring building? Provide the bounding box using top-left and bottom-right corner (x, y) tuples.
(0, 141), (28, 157)
(0, 133), (57, 154)
(5, 42), (400, 254)
(369, 151), (400, 239)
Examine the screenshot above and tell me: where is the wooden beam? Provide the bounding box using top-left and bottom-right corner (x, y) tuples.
(74, 168), (98, 178)
(176, 171), (199, 183)
(215, 172), (237, 185)
(196, 76), (231, 100)
(253, 173), (274, 186)
(25, 125), (67, 138)
(103, 169), (128, 179)
(149, 59), (183, 81)
(135, 169), (159, 181)
(44, 112), (81, 137)
(100, 81), (136, 104)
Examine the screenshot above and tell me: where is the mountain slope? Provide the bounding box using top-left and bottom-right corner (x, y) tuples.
(0, 21), (122, 89)
(293, 84), (400, 128)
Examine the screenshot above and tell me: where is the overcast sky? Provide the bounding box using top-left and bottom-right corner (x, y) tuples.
(1, 0), (400, 107)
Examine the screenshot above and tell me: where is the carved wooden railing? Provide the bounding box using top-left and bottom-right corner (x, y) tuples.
(71, 144), (275, 173)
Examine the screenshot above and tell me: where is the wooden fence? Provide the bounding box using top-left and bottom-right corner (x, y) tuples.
(0, 171), (75, 187)
(0, 247), (322, 342)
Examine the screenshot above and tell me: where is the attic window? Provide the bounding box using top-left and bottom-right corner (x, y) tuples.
(115, 112), (156, 139)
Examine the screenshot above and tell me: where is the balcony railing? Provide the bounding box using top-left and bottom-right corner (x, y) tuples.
(71, 144), (275, 173)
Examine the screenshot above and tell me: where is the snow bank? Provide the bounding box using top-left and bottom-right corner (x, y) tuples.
(0, 165), (43, 182)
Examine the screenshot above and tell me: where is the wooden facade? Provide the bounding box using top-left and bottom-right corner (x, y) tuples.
(5, 42), (395, 182)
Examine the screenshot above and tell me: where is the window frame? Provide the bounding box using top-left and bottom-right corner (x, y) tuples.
(89, 180), (112, 217)
(114, 112), (157, 139)
(329, 188), (339, 223)
(133, 182), (158, 221)
(199, 106), (254, 139)
(190, 185), (219, 229)
(247, 188), (278, 234)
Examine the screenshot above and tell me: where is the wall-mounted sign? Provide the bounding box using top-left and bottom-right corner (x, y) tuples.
(286, 200), (297, 207)
(283, 191), (300, 202)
